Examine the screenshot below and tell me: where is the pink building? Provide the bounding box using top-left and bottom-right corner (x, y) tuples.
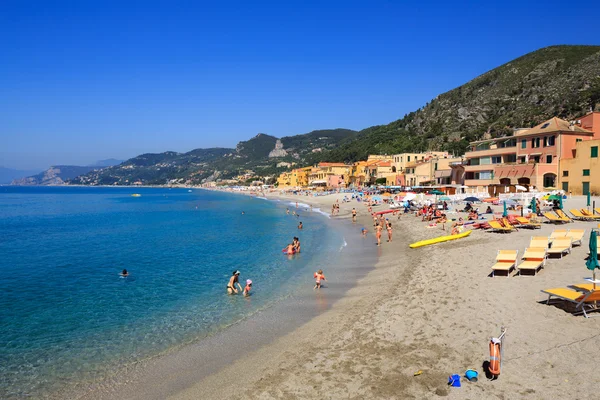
(327, 175), (345, 188)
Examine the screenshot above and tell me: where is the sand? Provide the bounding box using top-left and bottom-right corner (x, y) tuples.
(87, 191), (600, 400)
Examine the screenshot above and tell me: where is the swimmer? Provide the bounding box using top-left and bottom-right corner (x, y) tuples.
(241, 211), (245, 215)
(293, 237), (301, 253)
(296, 202), (298, 208)
(361, 227), (368, 236)
(284, 243), (295, 255)
(286, 208), (290, 215)
(313, 269), (326, 290)
(298, 222), (303, 230)
(352, 208), (357, 222)
(227, 270), (243, 294)
(243, 279), (252, 296)
(120, 269), (129, 277)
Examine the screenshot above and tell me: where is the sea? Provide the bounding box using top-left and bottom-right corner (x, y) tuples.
(0, 186), (375, 398)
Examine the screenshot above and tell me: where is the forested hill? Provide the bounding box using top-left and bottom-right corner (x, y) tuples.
(320, 45), (600, 162)
(69, 129), (356, 185)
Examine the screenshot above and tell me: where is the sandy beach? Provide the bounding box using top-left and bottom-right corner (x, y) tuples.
(161, 192), (599, 400)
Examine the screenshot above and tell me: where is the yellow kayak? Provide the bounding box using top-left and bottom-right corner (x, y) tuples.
(409, 230), (472, 248)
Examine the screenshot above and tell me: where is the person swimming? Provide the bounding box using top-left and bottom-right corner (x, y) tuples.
(120, 269), (129, 277)
(284, 243), (295, 255)
(298, 222), (303, 229)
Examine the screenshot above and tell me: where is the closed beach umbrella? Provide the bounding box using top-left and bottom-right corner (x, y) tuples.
(587, 191), (591, 207)
(530, 198), (537, 214)
(502, 201), (508, 218)
(558, 196), (563, 210)
(585, 231), (599, 289)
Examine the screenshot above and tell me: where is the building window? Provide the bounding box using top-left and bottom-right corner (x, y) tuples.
(521, 139), (527, 149)
(563, 170), (569, 177)
(531, 137), (541, 148)
(576, 138), (583, 143)
(546, 155), (553, 163)
(506, 154), (517, 163)
(592, 146), (598, 158)
(533, 155), (540, 163)
(543, 137), (548, 147)
(548, 136), (555, 146)
(583, 169), (590, 176)
(491, 156), (502, 164)
(434, 163), (438, 170)
(407, 156), (411, 162)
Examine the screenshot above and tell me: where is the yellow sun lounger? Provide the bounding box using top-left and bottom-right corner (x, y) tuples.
(488, 220), (511, 233)
(570, 209), (599, 221)
(566, 229), (586, 246)
(581, 209), (600, 218)
(516, 217), (541, 229)
(544, 212), (569, 224)
(569, 283), (599, 292)
(517, 247), (546, 276)
(541, 288), (600, 318)
(491, 250), (518, 277)
(556, 209), (573, 221)
(550, 229), (568, 240)
(547, 236), (572, 258)
(529, 236), (549, 249)
(595, 208), (600, 215)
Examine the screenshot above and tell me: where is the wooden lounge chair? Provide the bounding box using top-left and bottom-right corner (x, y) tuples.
(567, 229), (585, 246)
(488, 220), (511, 233)
(541, 288), (600, 318)
(491, 250), (518, 277)
(529, 236), (549, 249)
(580, 209), (600, 219)
(547, 236), (572, 258)
(517, 247), (546, 276)
(556, 209), (573, 222)
(544, 212), (569, 224)
(570, 209), (597, 221)
(516, 217), (541, 229)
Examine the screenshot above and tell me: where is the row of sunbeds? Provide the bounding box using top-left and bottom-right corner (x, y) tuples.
(487, 217), (541, 233)
(541, 285), (600, 318)
(490, 229), (587, 277)
(544, 208), (600, 223)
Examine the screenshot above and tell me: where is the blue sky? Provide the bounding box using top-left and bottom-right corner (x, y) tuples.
(1, 0), (598, 170)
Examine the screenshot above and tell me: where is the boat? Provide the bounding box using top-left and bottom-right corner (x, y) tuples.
(131, 194), (141, 197)
(409, 230), (472, 248)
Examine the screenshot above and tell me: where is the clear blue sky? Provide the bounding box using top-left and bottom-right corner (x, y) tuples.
(1, 0), (598, 169)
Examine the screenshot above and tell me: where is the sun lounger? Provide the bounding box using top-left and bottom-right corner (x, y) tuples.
(515, 217), (541, 229)
(569, 283), (598, 292)
(550, 229), (568, 240)
(488, 220), (511, 233)
(580, 209), (600, 219)
(595, 208), (600, 215)
(529, 236), (549, 249)
(491, 250), (518, 277)
(517, 247), (546, 276)
(567, 229), (586, 246)
(570, 209), (598, 221)
(556, 209), (573, 222)
(541, 288), (600, 318)
(547, 236), (572, 258)
(544, 212), (569, 224)
(501, 218), (517, 231)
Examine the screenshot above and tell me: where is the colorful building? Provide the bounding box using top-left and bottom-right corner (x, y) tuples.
(559, 139), (600, 195)
(464, 115), (597, 193)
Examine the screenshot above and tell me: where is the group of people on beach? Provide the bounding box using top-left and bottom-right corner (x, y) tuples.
(227, 270), (252, 296)
(372, 214), (393, 246)
(283, 237), (301, 255)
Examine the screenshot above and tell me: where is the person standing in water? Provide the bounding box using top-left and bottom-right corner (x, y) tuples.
(298, 221), (303, 230)
(227, 270), (243, 294)
(313, 269), (326, 289)
(243, 279), (252, 296)
(375, 223), (382, 246)
(351, 208), (357, 222)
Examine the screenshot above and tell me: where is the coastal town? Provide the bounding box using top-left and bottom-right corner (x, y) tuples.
(271, 112), (600, 196)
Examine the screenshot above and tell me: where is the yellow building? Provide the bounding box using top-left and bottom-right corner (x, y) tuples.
(277, 166), (312, 188)
(559, 139), (600, 195)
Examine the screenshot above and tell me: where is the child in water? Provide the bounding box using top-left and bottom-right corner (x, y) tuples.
(314, 269), (326, 290)
(120, 269), (129, 277)
(243, 279), (252, 296)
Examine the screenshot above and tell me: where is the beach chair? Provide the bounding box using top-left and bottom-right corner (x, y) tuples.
(544, 212), (569, 224)
(569, 283), (597, 292)
(595, 208), (600, 215)
(529, 236), (549, 249)
(491, 250), (518, 277)
(487, 220), (512, 233)
(515, 217), (541, 229)
(550, 229), (568, 240)
(556, 209), (573, 222)
(547, 236), (572, 259)
(566, 229), (585, 246)
(501, 218), (517, 231)
(570, 209), (595, 221)
(580, 209), (600, 219)
(540, 288), (600, 318)
(517, 247), (547, 276)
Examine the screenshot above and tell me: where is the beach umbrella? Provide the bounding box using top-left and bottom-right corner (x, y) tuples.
(515, 185), (527, 191)
(587, 192), (591, 207)
(547, 194), (562, 201)
(439, 196), (451, 201)
(404, 192), (417, 201)
(502, 201), (508, 218)
(464, 196), (480, 202)
(429, 189), (445, 195)
(530, 198), (537, 214)
(585, 231), (599, 289)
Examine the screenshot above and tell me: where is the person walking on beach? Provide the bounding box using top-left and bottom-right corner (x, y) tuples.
(352, 208), (357, 222)
(375, 223), (382, 246)
(227, 270), (243, 294)
(386, 221), (393, 242)
(314, 269), (326, 289)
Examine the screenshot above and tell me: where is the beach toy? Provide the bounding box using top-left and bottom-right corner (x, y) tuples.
(448, 374), (461, 387)
(465, 369), (478, 382)
(413, 370), (423, 376)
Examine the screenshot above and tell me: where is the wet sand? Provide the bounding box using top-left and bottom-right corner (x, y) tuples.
(170, 193), (600, 400)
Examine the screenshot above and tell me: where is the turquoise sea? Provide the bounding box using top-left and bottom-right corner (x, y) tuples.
(0, 186), (372, 398)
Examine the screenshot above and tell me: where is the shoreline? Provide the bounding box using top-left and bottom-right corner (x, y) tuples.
(66, 191), (378, 400)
